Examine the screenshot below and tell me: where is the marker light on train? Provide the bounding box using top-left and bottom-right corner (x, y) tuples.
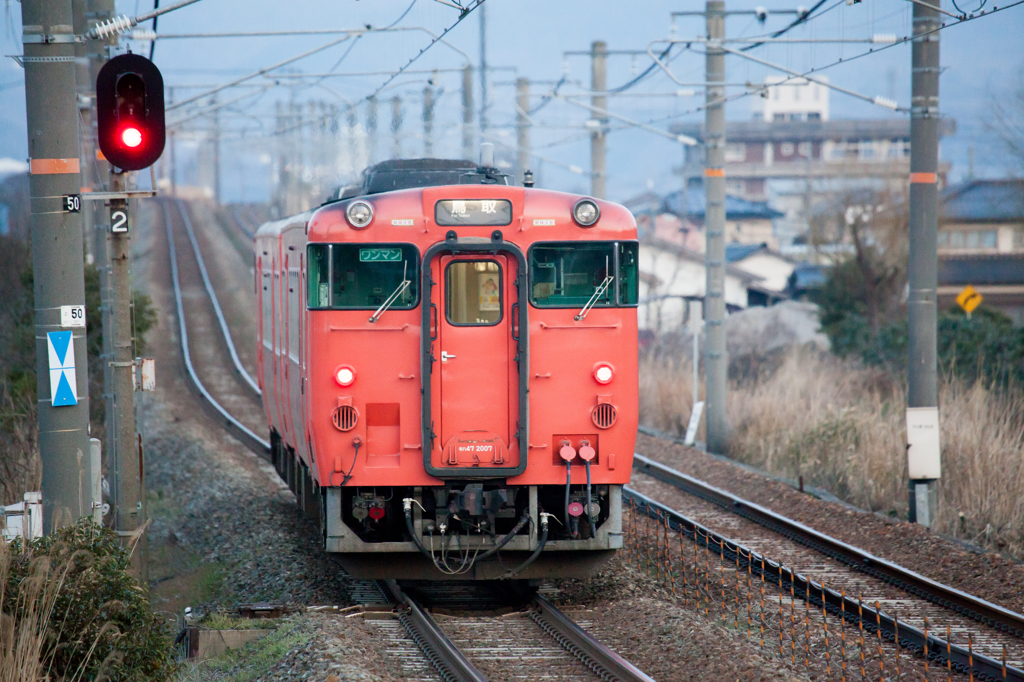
(572, 198), (600, 227)
(334, 365), (356, 387)
(593, 363), (615, 385)
(346, 200), (374, 228)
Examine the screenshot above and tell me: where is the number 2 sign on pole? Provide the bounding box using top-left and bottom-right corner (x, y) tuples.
(110, 206), (129, 233)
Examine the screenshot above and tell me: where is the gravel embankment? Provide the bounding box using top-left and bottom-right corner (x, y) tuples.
(636, 432), (1024, 616)
(552, 556), (814, 681)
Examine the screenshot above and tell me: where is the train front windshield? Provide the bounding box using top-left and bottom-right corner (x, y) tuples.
(529, 241), (639, 308)
(307, 243), (420, 309)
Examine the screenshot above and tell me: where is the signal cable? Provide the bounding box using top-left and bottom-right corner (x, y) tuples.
(614, 0), (1024, 138)
(740, 0), (831, 52)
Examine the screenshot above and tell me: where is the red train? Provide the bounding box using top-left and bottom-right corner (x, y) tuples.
(255, 157), (638, 579)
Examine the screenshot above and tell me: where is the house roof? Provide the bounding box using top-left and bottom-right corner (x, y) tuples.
(642, 238), (763, 283)
(726, 243), (769, 262)
(668, 189), (784, 221)
(941, 179), (1024, 223)
(938, 253), (1024, 286)
(788, 263), (828, 290)
(625, 189), (783, 221)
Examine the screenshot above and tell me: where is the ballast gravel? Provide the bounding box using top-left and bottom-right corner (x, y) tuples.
(636, 432), (1024, 617)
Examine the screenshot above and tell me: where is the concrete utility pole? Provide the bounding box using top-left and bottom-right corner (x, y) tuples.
(367, 96), (378, 166)
(83, 0), (117, 522)
(108, 171), (143, 575)
(479, 4), (488, 136)
(515, 77), (530, 186)
(590, 41), (608, 199)
(703, 0), (728, 455)
(169, 88), (177, 197)
(462, 64), (474, 160)
(423, 82), (434, 157)
(391, 95), (403, 159)
(22, 0), (92, 532)
(906, 0), (941, 527)
(212, 96), (221, 207)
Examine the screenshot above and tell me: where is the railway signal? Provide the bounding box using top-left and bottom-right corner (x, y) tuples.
(97, 53), (166, 171)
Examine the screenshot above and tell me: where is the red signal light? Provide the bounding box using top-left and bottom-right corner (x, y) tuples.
(121, 127), (143, 148)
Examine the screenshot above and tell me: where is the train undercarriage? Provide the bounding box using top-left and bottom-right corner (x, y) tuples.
(272, 432), (622, 580)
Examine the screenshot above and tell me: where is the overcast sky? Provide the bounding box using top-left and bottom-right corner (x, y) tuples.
(1, 0), (1021, 203)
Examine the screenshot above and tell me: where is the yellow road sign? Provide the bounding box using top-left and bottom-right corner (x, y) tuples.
(956, 285), (983, 314)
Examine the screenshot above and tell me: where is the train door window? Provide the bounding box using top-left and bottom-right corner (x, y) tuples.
(306, 244), (331, 308)
(288, 270), (300, 363)
(529, 241), (639, 308)
(445, 260), (502, 326)
(261, 271), (272, 347)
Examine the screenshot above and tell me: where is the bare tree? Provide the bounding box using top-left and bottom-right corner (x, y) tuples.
(989, 65), (1024, 175)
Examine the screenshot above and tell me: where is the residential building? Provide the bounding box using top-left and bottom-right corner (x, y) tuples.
(938, 179), (1024, 325)
(638, 239), (761, 333)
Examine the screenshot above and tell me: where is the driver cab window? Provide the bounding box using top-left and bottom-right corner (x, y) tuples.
(306, 243), (419, 309)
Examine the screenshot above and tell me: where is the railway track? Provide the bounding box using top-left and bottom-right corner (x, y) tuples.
(162, 199), (269, 455)
(162, 199), (653, 681)
(628, 454), (1024, 681)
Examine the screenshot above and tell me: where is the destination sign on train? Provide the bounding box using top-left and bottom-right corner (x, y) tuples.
(435, 199), (513, 226)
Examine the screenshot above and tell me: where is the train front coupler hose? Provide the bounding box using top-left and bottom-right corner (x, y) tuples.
(403, 499), (530, 568)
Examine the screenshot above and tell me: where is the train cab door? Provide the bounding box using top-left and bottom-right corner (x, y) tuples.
(435, 254), (519, 469)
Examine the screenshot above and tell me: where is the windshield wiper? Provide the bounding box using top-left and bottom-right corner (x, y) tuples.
(368, 261), (411, 323)
(574, 275), (614, 321)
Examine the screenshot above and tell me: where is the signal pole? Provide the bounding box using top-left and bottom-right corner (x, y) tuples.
(907, 0), (941, 526)
(515, 77), (530, 185)
(22, 0), (92, 531)
(590, 41), (607, 199)
(462, 64), (474, 160)
(704, 0), (728, 455)
(108, 171), (143, 576)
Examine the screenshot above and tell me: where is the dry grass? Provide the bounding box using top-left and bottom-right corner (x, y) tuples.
(0, 537), (120, 682)
(639, 346), (1024, 557)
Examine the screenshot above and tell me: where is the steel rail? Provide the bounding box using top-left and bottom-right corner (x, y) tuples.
(530, 594), (657, 682)
(633, 453), (1024, 639)
(624, 478), (1024, 682)
(382, 580), (489, 682)
(163, 201), (270, 457)
(174, 200), (262, 396)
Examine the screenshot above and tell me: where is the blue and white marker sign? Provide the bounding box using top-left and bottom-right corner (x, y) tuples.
(46, 331), (77, 407)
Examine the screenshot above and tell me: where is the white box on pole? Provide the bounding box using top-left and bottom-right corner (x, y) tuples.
(906, 406), (941, 479)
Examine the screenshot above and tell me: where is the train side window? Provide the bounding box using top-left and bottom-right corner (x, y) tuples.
(445, 260), (502, 326)
(307, 244), (331, 309)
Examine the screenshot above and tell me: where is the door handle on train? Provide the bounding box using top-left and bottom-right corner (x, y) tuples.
(511, 302), (520, 341)
(441, 351), (456, 362)
(430, 304), (438, 341)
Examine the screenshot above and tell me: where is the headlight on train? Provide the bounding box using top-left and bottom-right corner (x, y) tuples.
(334, 365), (356, 387)
(593, 362), (615, 385)
(572, 198), (600, 227)
(346, 200), (374, 228)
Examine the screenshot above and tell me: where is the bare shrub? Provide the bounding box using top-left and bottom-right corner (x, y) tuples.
(640, 345), (1024, 557)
